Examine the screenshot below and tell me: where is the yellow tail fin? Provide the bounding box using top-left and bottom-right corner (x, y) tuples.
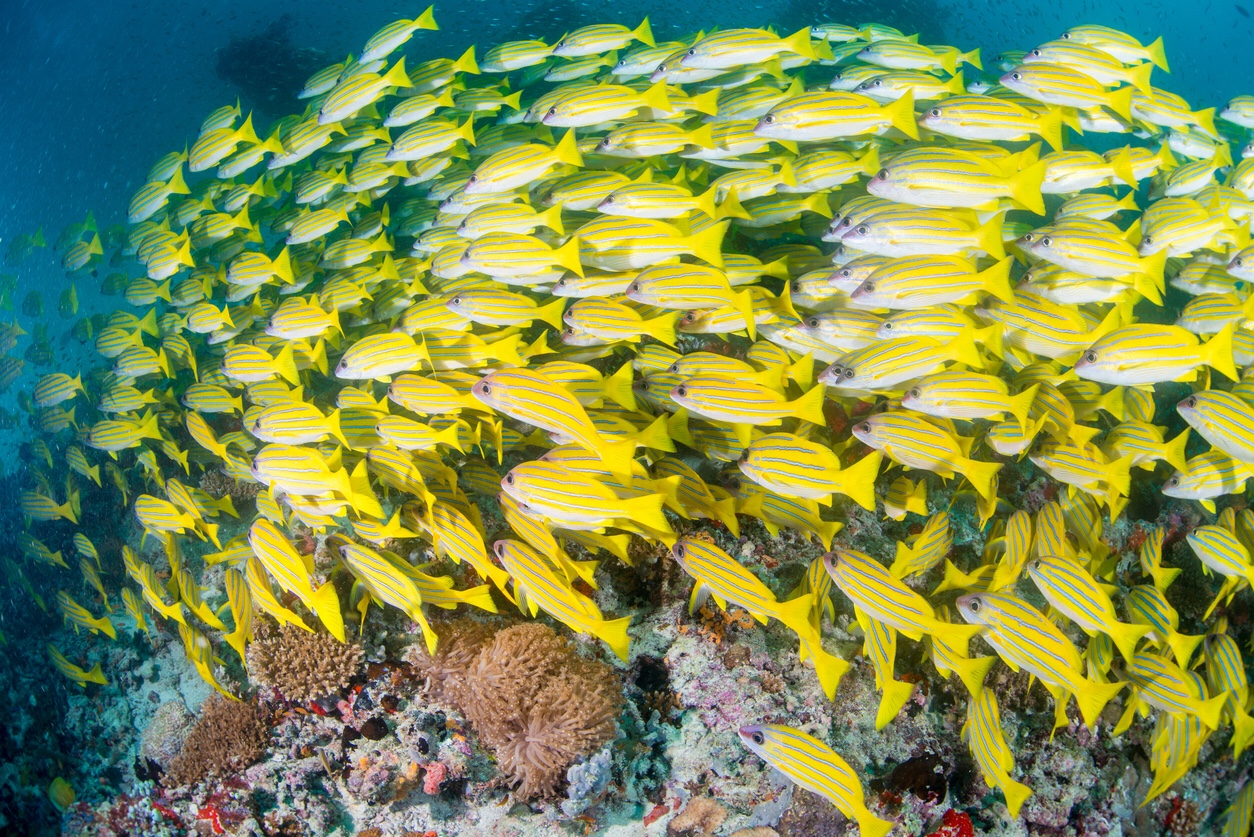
(309, 580), (346, 642)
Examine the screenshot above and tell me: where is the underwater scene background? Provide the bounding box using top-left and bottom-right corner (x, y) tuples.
(4, 0), (1254, 834)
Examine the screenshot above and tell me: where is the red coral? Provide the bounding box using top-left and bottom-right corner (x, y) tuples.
(197, 804), (225, 835)
(927, 810), (974, 837)
(423, 761), (447, 795)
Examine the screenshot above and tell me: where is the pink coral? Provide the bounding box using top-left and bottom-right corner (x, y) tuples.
(423, 761), (447, 795)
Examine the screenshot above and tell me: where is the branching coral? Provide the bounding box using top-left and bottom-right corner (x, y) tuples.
(409, 621), (624, 798)
(164, 695), (268, 786)
(246, 622), (363, 703)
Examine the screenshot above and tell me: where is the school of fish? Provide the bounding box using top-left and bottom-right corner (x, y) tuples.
(10, 8), (1254, 830)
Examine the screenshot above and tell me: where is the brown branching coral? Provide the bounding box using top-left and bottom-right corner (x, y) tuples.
(408, 621), (623, 798)
(164, 695), (268, 786)
(199, 468), (260, 502)
(246, 622), (363, 703)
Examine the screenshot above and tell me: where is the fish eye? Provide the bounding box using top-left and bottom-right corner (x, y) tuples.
(862, 281), (875, 292)
(451, 297), (461, 305)
(1084, 351), (1098, 363)
(467, 175), (477, 184)
(857, 224), (870, 235)
(674, 544), (685, 557)
(859, 421), (871, 432)
(1031, 49), (1042, 57)
(676, 386), (687, 396)
(1062, 32), (1072, 39)
(909, 387), (921, 398)
(603, 196), (614, 204)
(1142, 235), (1153, 245)
(807, 317), (820, 327)
(687, 49), (696, 56)
(481, 383), (491, 394)
(547, 107), (556, 116)
(751, 731), (764, 745)
(557, 278), (567, 286)
(872, 80), (882, 87)
(843, 367), (855, 379)
(763, 114), (775, 123)
(792, 282), (802, 293)
(882, 321), (893, 330)
(875, 169), (888, 180)
(1236, 258), (1245, 267)
(683, 312), (698, 323)
(1185, 396), (1197, 408)
(629, 282), (640, 292)
(969, 598), (982, 612)
(929, 108), (941, 117)
(505, 474), (514, 484)
(1041, 236), (1052, 246)
(1021, 233), (1035, 243)
(1031, 559), (1042, 569)
(1169, 476), (1180, 486)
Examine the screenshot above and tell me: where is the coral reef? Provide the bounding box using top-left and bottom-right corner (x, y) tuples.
(198, 468), (260, 503)
(246, 622), (364, 703)
(139, 700), (195, 772)
(163, 695), (268, 786)
(410, 621), (624, 798)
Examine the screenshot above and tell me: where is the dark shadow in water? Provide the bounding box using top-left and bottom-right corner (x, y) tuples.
(215, 16), (329, 121)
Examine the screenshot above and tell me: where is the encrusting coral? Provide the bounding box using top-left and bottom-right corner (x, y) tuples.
(246, 622), (364, 703)
(198, 468), (260, 502)
(409, 621), (623, 798)
(163, 695), (268, 786)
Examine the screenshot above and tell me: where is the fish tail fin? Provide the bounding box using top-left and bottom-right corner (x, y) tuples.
(1008, 160), (1047, 215)
(456, 116), (477, 147)
(931, 559), (972, 595)
(619, 492), (668, 532)
(1146, 35), (1169, 71)
(789, 383), (828, 426)
(686, 124), (716, 151)
(962, 457), (1002, 502)
(414, 5), (438, 29)
(1127, 60), (1154, 95)
(949, 325), (984, 368)
(876, 678), (916, 729)
(326, 408), (351, 449)
(781, 27), (816, 60)
(1105, 454), (1132, 498)
(272, 246), (295, 284)
(139, 411), (162, 441)
(632, 16), (654, 46)
(552, 128), (583, 167)
(972, 215), (1006, 261)
(955, 654), (996, 697)
(1194, 106), (1218, 139)
(1231, 706), (1254, 758)
(535, 296), (566, 330)
(809, 640), (851, 701)
(980, 256), (1015, 302)
(1007, 383), (1039, 429)
(688, 90), (721, 117)
(236, 112), (260, 146)
(1131, 270), (1162, 304)
(855, 811), (894, 837)
(1003, 779), (1034, 819)
(459, 583), (498, 614)
(817, 519), (842, 550)
(538, 203), (564, 236)
(95, 614), (117, 640)
(1199, 322), (1239, 381)
(1161, 428), (1189, 472)
(167, 167), (190, 195)
(960, 47), (982, 70)
(381, 57), (412, 89)
(687, 220), (727, 268)
(552, 235), (584, 277)
(839, 451), (882, 511)
(775, 593), (819, 636)
(348, 459), (384, 519)
(1075, 679), (1123, 727)
(1167, 630), (1204, 668)
(637, 414), (674, 452)
(713, 495), (740, 535)
(86, 662), (108, 685)
(310, 580), (346, 642)
(1200, 691), (1229, 730)
(644, 313), (678, 346)
(938, 49), (959, 75)
(694, 185), (718, 220)
(137, 307), (160, 337)
(1036, 106), (1065, 152)
(435, 422), (464, 453)
(639, 79), (672, 113)
(885, 90), (919, 139)
(1105, 85), (1134, 121)
(273, 343), (300, 385)
(596, 614), (633, 662)
(87, 463), (101, 487)
(603, 362), (636, 411)
(1107, 621), (1150, 664)
(598, 437), (638, 480)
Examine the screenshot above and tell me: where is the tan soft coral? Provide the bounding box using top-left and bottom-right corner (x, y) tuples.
(164, 695), (268, 786)
(408, 621), (623, 798)
(246, 622), (363, 703)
